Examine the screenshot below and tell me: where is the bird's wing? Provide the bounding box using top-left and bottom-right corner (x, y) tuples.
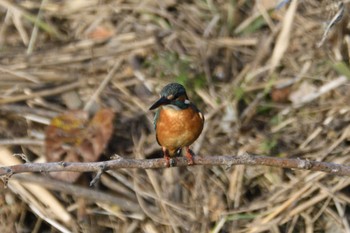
(190, 103), (205, 123)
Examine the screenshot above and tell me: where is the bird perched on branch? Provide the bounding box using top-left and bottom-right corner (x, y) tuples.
(149, 83), (204, 166)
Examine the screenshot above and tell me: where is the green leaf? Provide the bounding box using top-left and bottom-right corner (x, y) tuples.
(332, 62), (350, 79)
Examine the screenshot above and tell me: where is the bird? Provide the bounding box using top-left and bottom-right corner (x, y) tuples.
(149, 83), (204, 166)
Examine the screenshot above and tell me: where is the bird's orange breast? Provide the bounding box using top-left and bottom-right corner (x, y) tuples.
(155, 105), (204, 154)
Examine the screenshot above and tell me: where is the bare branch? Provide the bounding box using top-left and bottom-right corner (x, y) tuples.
(1, 154), (350, 177)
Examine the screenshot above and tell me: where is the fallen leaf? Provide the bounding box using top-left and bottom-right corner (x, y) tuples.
(87, 26), (114, 40)
(45, 109), (115, 182)
(271, 86), (292, 103)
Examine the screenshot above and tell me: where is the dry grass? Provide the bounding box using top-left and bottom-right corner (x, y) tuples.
(1, 0), (350, 232)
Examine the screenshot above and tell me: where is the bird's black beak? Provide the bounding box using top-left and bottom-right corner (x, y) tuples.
(149, 96), (170, 110)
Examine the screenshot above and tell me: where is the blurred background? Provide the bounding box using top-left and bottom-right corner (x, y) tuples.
(1, 0), (350, 232)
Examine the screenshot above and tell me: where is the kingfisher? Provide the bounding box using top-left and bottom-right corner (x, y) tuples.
(149, 83), (204, 166)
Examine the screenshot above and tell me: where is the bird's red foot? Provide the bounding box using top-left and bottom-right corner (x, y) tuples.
(162, 147), (176, 167)
(185, 147), (195, 165)
(164, 155), (170, 167)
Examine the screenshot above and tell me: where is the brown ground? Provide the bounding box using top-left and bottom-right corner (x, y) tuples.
(1, 0), (350, 232)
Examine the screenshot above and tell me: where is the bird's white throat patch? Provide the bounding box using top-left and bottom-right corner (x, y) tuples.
(163, 99), (191, 111)
(164, 104), (182, 110)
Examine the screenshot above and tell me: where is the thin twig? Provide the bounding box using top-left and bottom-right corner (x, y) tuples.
(317, 2), (345, 48)
(83, 59), (121, 111)
(27, 0), (47, 54)
(0, 65), (40, 83)
(0, 80), (85, 105)
(12, 174), (142, 212)
(1, 154), (350, 177)
(0, 104), (58, 118)
(89, 164), (106, 186)
(0, 139), (44, 146)
(0, 0), (65, 40)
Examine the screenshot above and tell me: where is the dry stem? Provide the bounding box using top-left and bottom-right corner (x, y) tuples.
(1, 154), (350, 177)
